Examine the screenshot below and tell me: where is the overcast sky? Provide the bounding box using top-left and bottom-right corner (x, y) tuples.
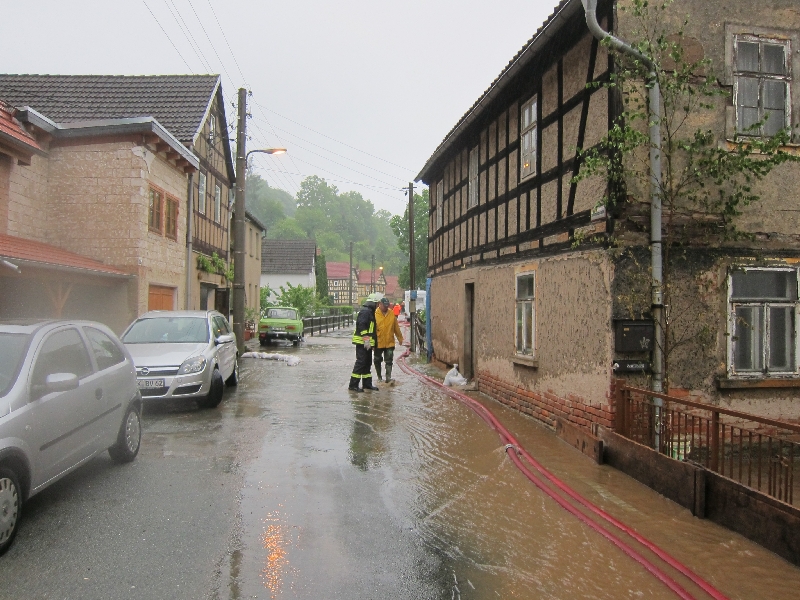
(3, 0), (557, 215)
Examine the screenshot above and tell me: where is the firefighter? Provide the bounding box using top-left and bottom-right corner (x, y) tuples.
(349, 292), (383, 392)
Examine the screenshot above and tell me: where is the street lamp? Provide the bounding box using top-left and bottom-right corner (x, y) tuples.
(247, 147), (287, 159)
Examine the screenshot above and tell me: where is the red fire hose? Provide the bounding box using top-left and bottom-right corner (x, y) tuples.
(397, 351), (729, 600)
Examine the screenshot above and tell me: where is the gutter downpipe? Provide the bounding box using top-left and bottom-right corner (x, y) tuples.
(186, 171), (194, 310)
(581, 0), (664, 448)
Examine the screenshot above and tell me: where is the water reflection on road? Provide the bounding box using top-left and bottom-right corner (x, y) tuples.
(224, 333), (800, 599)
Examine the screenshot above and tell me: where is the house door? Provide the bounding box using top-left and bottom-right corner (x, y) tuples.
(215, 288), (230, 320)
(463, 283), (474, 380)
(148, 285), (175, 311)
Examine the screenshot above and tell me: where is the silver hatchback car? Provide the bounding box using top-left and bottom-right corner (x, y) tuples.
(121, 310), (238, 409)
(0, 319), (142, 555)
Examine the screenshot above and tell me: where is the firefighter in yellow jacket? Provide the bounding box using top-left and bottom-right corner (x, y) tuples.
(349, 292), (382, 392)
(374, 297), (404, 382)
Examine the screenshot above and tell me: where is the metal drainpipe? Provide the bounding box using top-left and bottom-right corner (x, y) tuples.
(185, 171), (194, 310)
(581, 0), (664, 446)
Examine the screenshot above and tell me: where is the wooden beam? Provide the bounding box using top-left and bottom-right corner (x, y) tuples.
(44, 281), (74, 318)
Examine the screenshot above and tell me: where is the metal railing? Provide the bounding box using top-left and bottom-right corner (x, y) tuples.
(615, 380), (800, 506)
(302, 312), (354, 336)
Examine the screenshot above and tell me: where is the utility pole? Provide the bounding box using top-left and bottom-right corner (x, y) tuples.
(408, 182), (416, 353)
(349, 241), (353, 309)
(232, 87), (247, 354)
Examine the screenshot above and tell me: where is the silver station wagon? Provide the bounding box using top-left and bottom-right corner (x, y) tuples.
(121, 310), (238, 409)
(0, 319), (142, 555)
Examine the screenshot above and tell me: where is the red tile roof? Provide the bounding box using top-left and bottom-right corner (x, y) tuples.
(384, 275), (400, 296)
(0, 101), (43, 160)
(357, 269), (384, 285)
(0, 234), (130, 277)
(326, 261), (352, 279)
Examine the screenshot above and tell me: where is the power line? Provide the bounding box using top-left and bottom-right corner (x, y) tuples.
(141, 0), (195, 73)
(252, 99), (414, 172)
(185, 0), (237, 87)
(162, 0), (214, 73)
(206, 0), (249, 88)
(287, 155), (404, 202)
(247, 124), (301, 196)
(250, 166), (403, 192)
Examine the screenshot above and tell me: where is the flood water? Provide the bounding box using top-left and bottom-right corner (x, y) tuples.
(224, 330), (800, 599)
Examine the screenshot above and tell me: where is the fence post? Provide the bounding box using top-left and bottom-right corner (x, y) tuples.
(711, 410), (720, 472)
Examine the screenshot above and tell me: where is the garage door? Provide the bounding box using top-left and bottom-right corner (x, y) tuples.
(148, 285), (175, 311)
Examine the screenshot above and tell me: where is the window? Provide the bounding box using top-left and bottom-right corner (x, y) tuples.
(515, 273), (535, 356)
(32, 328), (93, 390)
(520, 97), (537, 179)
(148, 188), (163, 232)
(729, 268), (799, 375)
(198, 172), (207, 215)
(436, 180), (443, 230)
(735, 37), (791, 137)
(165, 196), (178, 238)
(209, 114), (216, 144)
(84, 327), (126, 371)
(468, 146), (479, 209)
(214, 184), (222, 222)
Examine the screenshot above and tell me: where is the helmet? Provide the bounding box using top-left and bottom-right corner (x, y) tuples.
(363, 292), (383, 308)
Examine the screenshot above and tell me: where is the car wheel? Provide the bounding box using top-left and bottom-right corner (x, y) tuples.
(225, 357), (239, 386)
(108, 404), (142, 463)
(0, 467), (21, 556)
(198, 369), (224, 409)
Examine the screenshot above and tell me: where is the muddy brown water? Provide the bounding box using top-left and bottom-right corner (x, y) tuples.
(225, 332), (800, 599)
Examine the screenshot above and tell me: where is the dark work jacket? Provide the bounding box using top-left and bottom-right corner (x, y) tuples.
(352, 306), (377, 344)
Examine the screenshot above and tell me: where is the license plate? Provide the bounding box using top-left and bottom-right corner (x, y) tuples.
(272, 327), (285, 332)
(138, 379), (165, 389)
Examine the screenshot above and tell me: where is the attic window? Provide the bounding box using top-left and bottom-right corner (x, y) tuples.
(209, 114), (216, 144)
(520, 97), (537, 180)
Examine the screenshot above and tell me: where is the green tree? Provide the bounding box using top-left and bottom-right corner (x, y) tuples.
(245, 170), (295, 231)
(268, 218), (308, 240)
(391, 188), (429, 290)
(273, 283), (321, 317)
(315, 253), (330, 303)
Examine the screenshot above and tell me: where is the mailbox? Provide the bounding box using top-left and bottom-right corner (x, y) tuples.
(614, 320), (654, 353)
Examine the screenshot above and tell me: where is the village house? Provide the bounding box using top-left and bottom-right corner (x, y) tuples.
(326, 261), (358, 306)
(383, 275), (401, 303)
(416, 0), (800, 436)
(0, 74), (240, 331)
(259, 239), (316, 301)
(356, 268), (386, 300)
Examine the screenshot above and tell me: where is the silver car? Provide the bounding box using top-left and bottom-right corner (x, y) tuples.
(0, 319), (142, 555)
(121, 310), (238, 409)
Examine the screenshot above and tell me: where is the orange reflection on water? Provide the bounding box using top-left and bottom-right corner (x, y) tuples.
(260, 512), (289, 598)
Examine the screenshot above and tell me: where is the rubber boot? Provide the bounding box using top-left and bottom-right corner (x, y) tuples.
(385, 364), (393, 383)
(348, 376), (363, 392)
(375, 363), (383, 382)
(363, 377), (380, 391)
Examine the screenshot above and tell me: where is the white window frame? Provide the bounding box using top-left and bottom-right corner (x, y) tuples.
(198, 172), (207, 215)
(734, 35), (791, 137)
(727, 267), (800, 377)
(436, 180), (443, 231)
(468, 146), (478, 209)
(214, 184), (222, 223)
(520, 97), (537, 180)
(515, 272), (536, 357)
(209, 114), (216, 144)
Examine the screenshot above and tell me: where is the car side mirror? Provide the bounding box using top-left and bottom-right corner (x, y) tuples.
(45, 373), (80, 393)
(215, 333), (235, 345)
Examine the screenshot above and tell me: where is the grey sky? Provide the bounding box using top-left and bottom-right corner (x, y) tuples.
(2, 0), (556, 215)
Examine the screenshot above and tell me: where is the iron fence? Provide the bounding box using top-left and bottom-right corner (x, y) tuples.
(615, 380), (800, 507)
(302, 312), (354, 336)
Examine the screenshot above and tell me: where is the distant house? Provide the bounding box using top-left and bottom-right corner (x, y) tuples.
(383, 275), (401, 303)
(0, 74), (236, 330)
(326, 261), (358, 306)
(260, 239), (316, 301)
(356, 269), (386, 300)
(232, 209), (267, 318)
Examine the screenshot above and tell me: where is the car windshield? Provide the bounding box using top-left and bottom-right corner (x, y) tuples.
(122, 317), (209, 344)
(267, 309), (297, 320)
(0, 333), (31, 397)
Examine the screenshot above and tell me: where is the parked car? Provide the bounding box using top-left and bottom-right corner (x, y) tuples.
(122, 310), (238, 409)
(0, 319), (142, 555)
(258, 307), (304, 346)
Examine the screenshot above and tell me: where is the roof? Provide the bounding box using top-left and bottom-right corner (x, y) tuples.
(260, 239), (316, 275)
(326, 261), (353, 279)
(0, 101), (44, 164)
(245, 209), (267, 232)
(416, 0), (583, 182)
(384, 275), (400, 296)
(0, 74), (220, 144)
(357, 269), (384, 285)
(0, 234), (130, 278)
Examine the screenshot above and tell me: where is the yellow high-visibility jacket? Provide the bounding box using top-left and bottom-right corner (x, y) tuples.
(375, 308), (403, 349)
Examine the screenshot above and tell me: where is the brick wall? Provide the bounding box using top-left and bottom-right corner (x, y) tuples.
(477, 371), (615, 432)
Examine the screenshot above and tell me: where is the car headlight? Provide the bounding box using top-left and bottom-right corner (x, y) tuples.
(178, 355), (207, 375)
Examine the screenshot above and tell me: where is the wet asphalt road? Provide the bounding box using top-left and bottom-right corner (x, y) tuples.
(3, 329), (800, 600)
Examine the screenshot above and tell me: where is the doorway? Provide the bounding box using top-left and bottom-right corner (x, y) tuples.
(463, 283), (475, 380)
(148, 285), (175, 311)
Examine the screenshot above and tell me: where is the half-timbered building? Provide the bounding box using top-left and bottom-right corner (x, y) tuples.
(416, 0), (800, 430)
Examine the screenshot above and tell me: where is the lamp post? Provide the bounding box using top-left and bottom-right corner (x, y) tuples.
(232, 87), (286, 353)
